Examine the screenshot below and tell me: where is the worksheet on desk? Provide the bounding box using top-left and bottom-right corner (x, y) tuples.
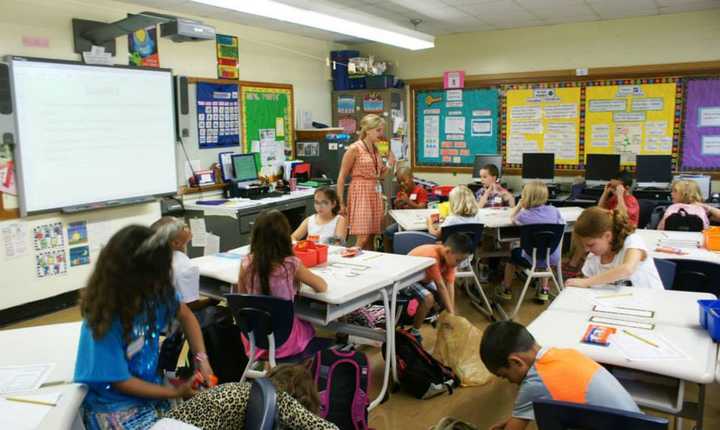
(0, 364), (55, 395)
(611, 331), (687, 361)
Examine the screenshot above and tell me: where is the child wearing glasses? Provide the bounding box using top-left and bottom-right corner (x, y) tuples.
(292, 187), (348, 245)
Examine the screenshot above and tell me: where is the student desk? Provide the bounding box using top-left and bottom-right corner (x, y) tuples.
(529, 288), (717, 429)
(635, 229), (720, 265)
(182, 188), (317, 257)
(191, 246), (435, 410)
(0, 322), (85, 430)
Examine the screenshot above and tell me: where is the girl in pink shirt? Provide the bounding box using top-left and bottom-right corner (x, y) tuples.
(237, 210), (327, 359)
(658, 179), (710, 230)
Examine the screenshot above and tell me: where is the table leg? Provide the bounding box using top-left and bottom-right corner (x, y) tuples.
(697, 383), (705, 430)
(390, 282), (400, 384)
(369, 288), (392, 410)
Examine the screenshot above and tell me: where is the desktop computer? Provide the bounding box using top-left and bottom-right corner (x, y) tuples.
(522, 153), (558, 198)
(636, 155), (673, 189)
(226, 153), (270, 198)
(585, 154), (620, 187)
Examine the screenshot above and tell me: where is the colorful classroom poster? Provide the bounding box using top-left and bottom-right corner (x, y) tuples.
(682, 79), (720, 170)
(33, 222), (64, 251)
(70, 246), (90, 267)
(67, 221), (87, 246)
(36, 249), (67, 278)
(505, 87), (581, 165)
(216, 34), (239, 79)
(584, 83), (676, 165)
(128, 26), (159, 67)
(196, 82), (240, 149)
(414, 88), (499, 167)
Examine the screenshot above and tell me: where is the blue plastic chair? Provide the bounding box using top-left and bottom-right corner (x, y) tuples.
(246, 378), (279, 430)
(533, 399), (668, 430)
(669, 260), (720, 296)
(392, 231), (437, 254)
(440, 223), (494, 319)
(509, 224), (566, 320)
(225, 294), (331, 382)
(653, 258), (676, 290)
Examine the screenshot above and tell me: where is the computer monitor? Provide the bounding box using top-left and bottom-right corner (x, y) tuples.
(522, 153), (555, 183)
(472, 155), (503, 181)
(636, 155), (673, 188)
(231, 153), (259, 184)
(585, 154), (620, 186)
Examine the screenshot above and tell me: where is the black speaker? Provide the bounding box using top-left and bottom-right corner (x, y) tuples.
(0, 64), (11, 115)
(179, 76), (189, 115)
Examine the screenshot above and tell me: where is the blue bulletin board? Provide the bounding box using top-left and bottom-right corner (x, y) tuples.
(414, 88), (499, 167)
(196, 82), (241, 149)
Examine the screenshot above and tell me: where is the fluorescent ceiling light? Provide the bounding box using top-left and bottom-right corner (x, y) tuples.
(189, 0), (435, 50)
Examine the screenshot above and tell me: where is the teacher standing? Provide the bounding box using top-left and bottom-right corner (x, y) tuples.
(337, 114), (396, 250)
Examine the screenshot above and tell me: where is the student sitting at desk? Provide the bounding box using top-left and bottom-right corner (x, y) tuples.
(498, 181), (565, 303)
(658, 179), (710, 230)
(292, 187), (348, 245)
(407, 233), (474, 343)
(237, 210), (328, 359)
(475, 163), (515, 208)
(598, 170), (639, 226)
(383, 165), (428, 251)
(427, 185), (478, 238)
(565, 207), (662, 289)
(74, 225), (214, 429)
(480, 321), (640, 430)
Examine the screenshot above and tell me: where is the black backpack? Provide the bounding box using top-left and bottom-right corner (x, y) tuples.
(387, 329), (459, 400)
(664, 208), (704, 232)
(312, 348), (370, 430)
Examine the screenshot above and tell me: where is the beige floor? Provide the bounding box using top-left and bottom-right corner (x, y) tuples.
(6, 286), (719, 430)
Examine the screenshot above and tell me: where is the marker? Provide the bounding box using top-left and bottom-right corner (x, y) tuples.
(622, 329), (659, 348)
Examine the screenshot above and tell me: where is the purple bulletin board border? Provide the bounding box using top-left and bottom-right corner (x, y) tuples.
(681, 78), (720, 170)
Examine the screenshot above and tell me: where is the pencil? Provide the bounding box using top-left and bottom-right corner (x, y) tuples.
(622, 329), (659, 348)
(596, 292), (633, 299)
(4, 396), (57, 406)
(363, 254), (383, 261)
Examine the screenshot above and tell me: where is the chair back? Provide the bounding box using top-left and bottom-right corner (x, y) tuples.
(440, 223), (485, 249)
(393, 231), (437, 254)
(670, 260), (720, 296)
(637, 199), (660, 229)
(533, 399), (668, 430)
(225, 294), (294, 349)
(246, 378), (278, 430)
(653, 258), (676, 290)
(519, 224), (565, 264)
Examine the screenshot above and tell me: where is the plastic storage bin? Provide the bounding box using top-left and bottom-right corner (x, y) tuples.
(698, 299), (720, 341)
(331, 50), (360, 91)
(704, 226), (720, 251)
(366, 75), (395, 89)
(293, 241), (328, 268)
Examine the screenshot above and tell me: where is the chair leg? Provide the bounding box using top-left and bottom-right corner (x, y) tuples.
(510, 274), (535, 320)
(240, 341), (256, 383)
(468, 269), (494, 318)
(556, 262), (564, 291)
(549, 269), (562, 296)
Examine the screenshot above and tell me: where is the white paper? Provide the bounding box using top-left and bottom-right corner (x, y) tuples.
(259, 128), (275, 143)
(588, 99), (627, 112)
(507, 135), (538, 164)
(699, 107), (720, 127)
(87, 220), (114, 252)
(189, 218), (207, 247)
(472, 110), (491, 117)
(260, 140), (285, 172)
(543, 104), (578, 119)
(390, 137), (403, 160)
(446, 89), (462, 101)
(510, 106), (541, 120)
(701, 135), (720, 155)
(591, 124), (610, 141)
(2, 223), (27, 259)
(611, 331), (686, 361)
(204, 233), (220, 256)
(547, 122), (576, 135)
(445, 116), (465, 134)
(423, 115), (440, 158)
(631, 97), (664, 111)
(0, 364), (55, 394)
(0, 396), (54, 430)
(544, 135), (577, 160)
(471, 119), (493, 136)
(511, 121), (542, 134)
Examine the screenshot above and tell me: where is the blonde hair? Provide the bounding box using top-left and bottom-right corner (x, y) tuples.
(672, 180), (703, 204)
(396, 164), (412, 180)
(521, 180), (549, 209)
(574, 207), (635, 253)
(449, 185), (478, 217)
(359, 114), (385, 139)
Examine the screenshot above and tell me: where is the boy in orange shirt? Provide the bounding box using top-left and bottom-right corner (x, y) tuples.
(407, 233), (473, 343)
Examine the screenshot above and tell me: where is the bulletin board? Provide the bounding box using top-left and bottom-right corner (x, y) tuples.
(413, 88), (499, 167)
(681, 78), (720, 170)
(241, 83), (295, 170)
(584, 80), (679, 166)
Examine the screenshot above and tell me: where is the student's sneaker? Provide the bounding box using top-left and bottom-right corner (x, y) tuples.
(496, 285), (512, 301)
(409, 327), (423, 344)
(477, 264), (490, 283)
(535, 285), (550, 303)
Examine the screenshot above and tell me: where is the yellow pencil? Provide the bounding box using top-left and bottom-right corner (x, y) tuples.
(596, 292), (633, 299)
(4, 396), (57, 407)
(622, 329), (659, 348)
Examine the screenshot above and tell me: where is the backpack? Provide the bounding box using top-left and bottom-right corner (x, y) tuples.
(664, 208), (704, 232)
(312, 348), (370, 430)
(387, 329), (460, 400)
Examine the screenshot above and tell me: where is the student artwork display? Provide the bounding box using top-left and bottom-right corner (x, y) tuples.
(681, 79), (720, 170)
(128, 26), (159, 67)
(362, 93), (384, 112)
(36, 249), (67, 278)
(505, 87), (581, 165)
(196, 82), (241, 149)
(415, 88), (499, 167)
(67, 221), (88, 246)
(584, 82), (677, 165)
(216, 34), (239, 79)
(33, 222), (64, 251)
(337, 96), (356, 114)
(0, 140), (15, 195)
(70, 246), (90, 267)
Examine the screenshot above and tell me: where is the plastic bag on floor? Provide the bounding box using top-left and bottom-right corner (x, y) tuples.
(433, 312), (492, 387)
(428, 416), (479, 430)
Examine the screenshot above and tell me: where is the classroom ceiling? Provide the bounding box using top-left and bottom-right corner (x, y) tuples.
(125, 0), (720, 41)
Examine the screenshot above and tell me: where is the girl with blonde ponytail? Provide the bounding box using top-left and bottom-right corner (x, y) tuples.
(565, 207), (663, 289)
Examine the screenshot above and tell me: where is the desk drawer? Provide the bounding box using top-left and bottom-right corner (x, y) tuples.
(238, 211), (260, 234)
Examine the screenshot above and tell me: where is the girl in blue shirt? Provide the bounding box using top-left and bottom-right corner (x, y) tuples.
(74, 224), (214, 429)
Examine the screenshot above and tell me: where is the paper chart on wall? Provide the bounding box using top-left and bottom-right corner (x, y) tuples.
(423, 115), (440, 158)
(584, 83), (676, 166)
(2, 223), (27, 259)
(505, 87), (581, 165)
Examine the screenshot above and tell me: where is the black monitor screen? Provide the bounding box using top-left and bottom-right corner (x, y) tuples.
(522, 153), (555, 180)
(636, 155), (673, 183)
(472, 155), (503, 178)
(585, 154), (620, 181)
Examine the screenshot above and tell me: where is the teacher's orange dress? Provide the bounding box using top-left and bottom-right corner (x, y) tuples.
(347, 141), (385, 235)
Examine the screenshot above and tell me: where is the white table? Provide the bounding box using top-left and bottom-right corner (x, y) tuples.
(635, 229), (720, 265)
(36, 383), (88, 430)
(192, 246), (435, 410)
